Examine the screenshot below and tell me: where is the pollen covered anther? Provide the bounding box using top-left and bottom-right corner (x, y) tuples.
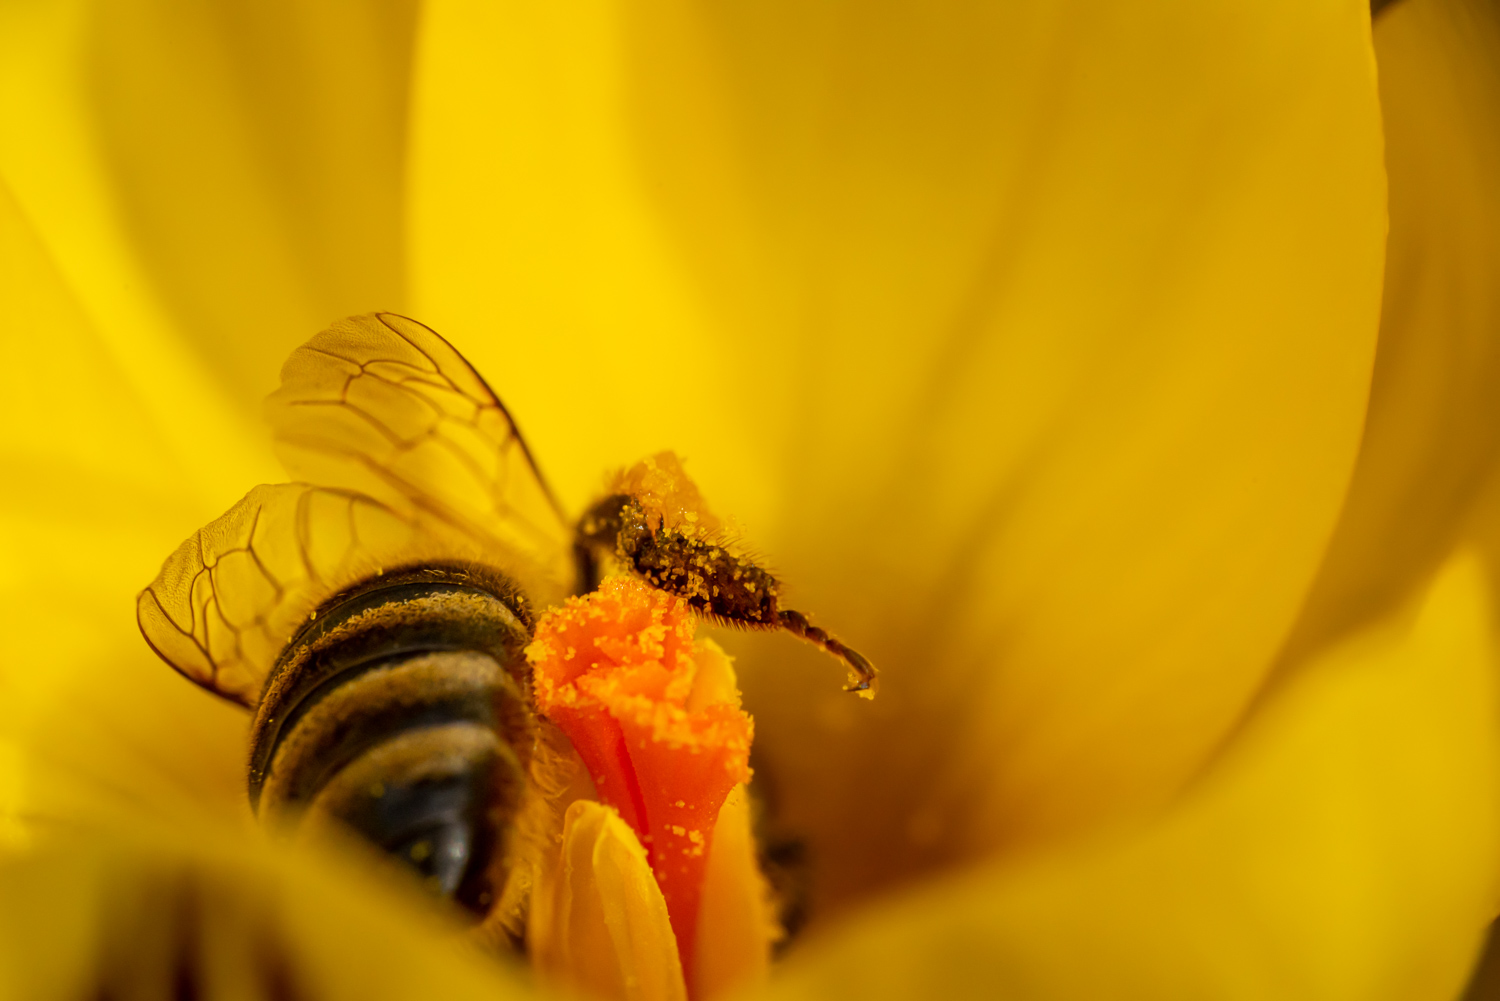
(528, 577), (753, 983)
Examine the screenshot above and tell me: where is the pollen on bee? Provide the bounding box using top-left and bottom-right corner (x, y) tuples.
(608, 451), (724, 538)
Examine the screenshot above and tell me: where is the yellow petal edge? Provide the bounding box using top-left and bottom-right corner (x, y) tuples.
(530, 800), (687, 1001)
(530, 785), (776, 1001)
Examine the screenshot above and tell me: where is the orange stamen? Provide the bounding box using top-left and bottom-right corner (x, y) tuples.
(529, 577), (753, 979)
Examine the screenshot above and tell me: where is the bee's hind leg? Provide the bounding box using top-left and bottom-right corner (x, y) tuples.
(777, 609), (878, 696)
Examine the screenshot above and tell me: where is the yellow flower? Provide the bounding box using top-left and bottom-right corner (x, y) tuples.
(2, 0), (1498, 998)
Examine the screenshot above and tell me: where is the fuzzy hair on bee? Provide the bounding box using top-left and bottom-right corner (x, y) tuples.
(575, 452), (878, 696)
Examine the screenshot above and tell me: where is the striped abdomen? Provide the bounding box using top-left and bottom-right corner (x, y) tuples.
(247, 567), (535, 918)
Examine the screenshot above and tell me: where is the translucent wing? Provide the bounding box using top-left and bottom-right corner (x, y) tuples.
(135, 483), (455, 707)
(264, 313), (573, 604)
(141, 315), (575, 707)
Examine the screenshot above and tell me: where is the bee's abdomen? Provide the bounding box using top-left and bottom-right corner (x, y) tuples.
(248, 570), (533, 915)
(256, 651), (514, 810)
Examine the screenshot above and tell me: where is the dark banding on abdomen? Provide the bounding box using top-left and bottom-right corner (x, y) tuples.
(247, 566), (534, 917)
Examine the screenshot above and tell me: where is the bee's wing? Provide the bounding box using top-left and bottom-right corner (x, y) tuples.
(137, 483), (450, 708)
(264, 313), (573, 602)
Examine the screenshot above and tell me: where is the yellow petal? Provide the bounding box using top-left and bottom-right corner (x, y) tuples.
(0, 821), (528, 1001)
(530, 799), (687, 1001)
(0, 176), (248, 830)
(0, 743), (26, 852)
(1275, 0), (1500, 671)
(410, 0), (1386, 899)
(0, 0), (415, 478)
(762, 548), (1500, 1001)
(695, 785), (775, 1000)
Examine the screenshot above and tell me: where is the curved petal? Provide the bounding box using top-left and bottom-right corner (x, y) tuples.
(1273, 0), (1500, 673)
(0, 823), (528, 1001)
(529, 800), (687, 1001)
(410, 0), (1386, 903)
(0, 177), (246, 830)
(0, 0), (417, 428)
(762, 550), (1500, 1001)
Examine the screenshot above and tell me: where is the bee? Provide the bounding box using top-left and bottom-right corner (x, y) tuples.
(136, 313), (872, 939)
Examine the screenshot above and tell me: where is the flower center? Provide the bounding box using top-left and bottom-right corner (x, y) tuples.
(528, 576), (754, 988)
